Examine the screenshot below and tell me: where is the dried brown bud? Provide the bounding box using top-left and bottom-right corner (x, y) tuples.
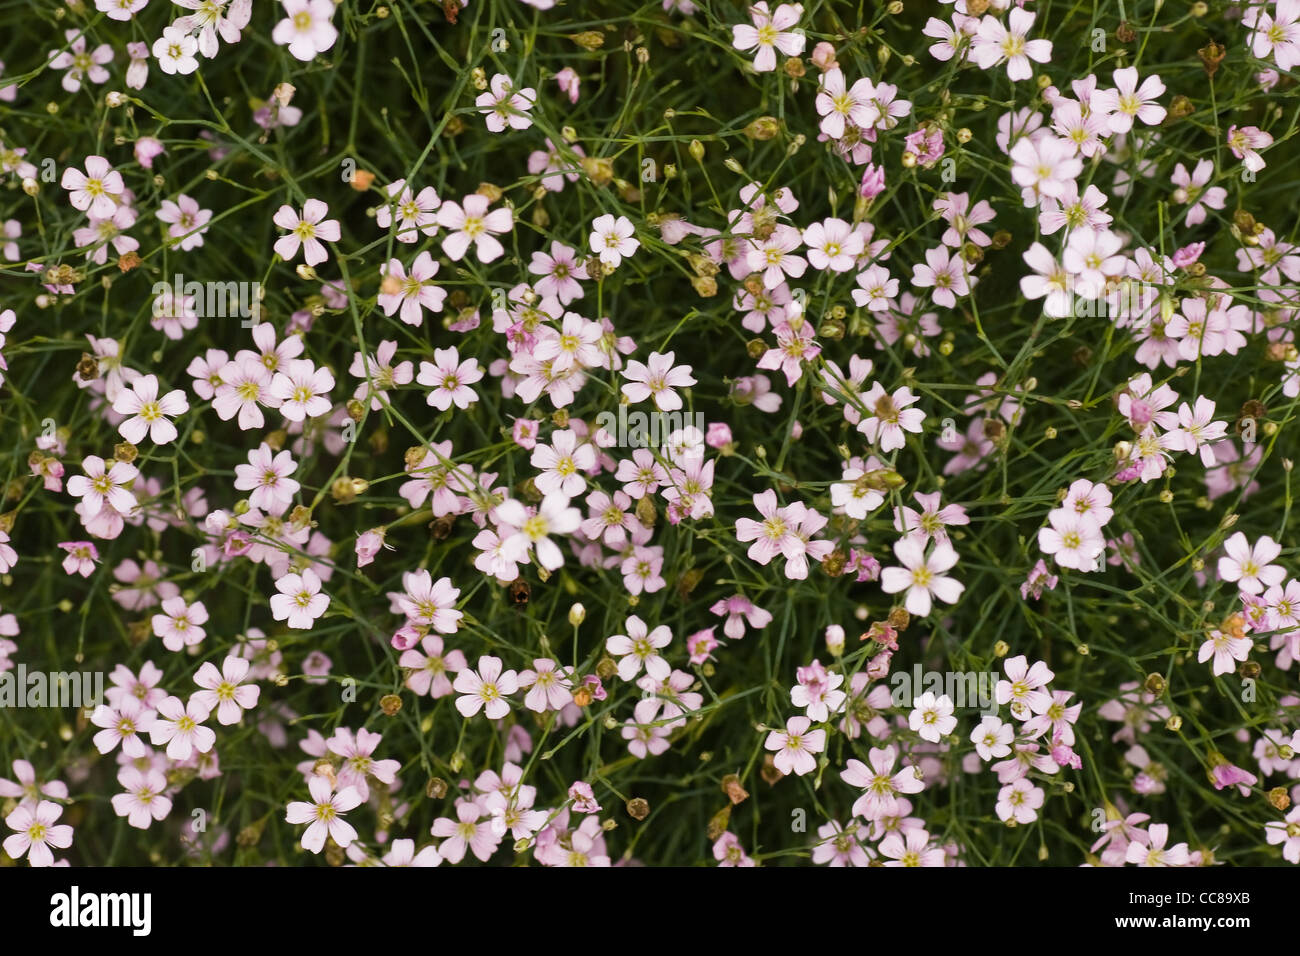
(113, 442), (138, 463)
(579, 155), (614, 187)
(635, 495), (657, 529)
(626, 798), (650, 821)
(677, 567), (705, 599)
(887, 607), (911, 631)
(117, 251), (141, 272)
(1144, 673), (1166, 697)
(595, 655), (618, 681)
(1198, 41), (1226, 77)
(721, 774), (749, 805)
(746, 338), (769, 360)
(1269, 786), (1291, 811)
(425, 777), (448, 799)
(760, 753), (783, 786)
(691, 275), (718, 297)
(379, 694), (402, 716)
(1167, 95), (1194, 121)
(1115, 21), (1137, 44)
(821, 550), (846, 577)
(571, 30), (605, 51)
(76, 353), (100, 381)
(707, 805), (732, 841)
(990, 230), (1013, 250)
(349, 169), (375, 192)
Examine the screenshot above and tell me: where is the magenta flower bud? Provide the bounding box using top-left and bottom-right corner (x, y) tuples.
(706, 422), (732, 449)
(133, 136), (165, 170)
(810, 41), (838, 71)
(859, 164), (886, 200)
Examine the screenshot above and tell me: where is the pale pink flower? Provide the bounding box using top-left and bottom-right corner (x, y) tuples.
(285, 776), (362, 853)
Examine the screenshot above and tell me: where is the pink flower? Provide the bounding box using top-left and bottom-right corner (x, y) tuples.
(192, 655), (260, 725)
(328, 728), (401, 801)
(857, 383), (925, 452)
(1125, 822), (1189, 866)
(1038, 509), (1106, 572)
(477, 73), (536, 132)
(1094, 66), (1166, 133)
(437, 193), (513, 263)
(995, 655), (1054, 719)
(840, 745), (925, 820)
(1227, 125), (1273, 173)
(272, 199), (341, 266)
(732, 2), (805, 73)
(1218, 532), (1285, 595)
(589, 214), (639, 267)
(378, 251), (447, 326)
(49, 31), (113, 94)
(606, 615), (673, 682)
(1010, 134), (1082, 205)
(151, 596), (208, 651)
(57, 541), (99, 577)
(454, 656), (519, 719)
(1198, 628), (1252, 676)
(234, 443), (300, 514)
(880, 538), (964, 616)
(1171, 159), (1227, 227)
(621, 350), (695, 411)
(271, 568), (330, 629)
(3, 800), (73, 867)
(272, 0), (339, 62)
(531, 428), (595, 497)
(148, 696), (216, 760)
(67, 456), (138, 519)
(910, 245), (972, 308)
(496, 494), (581, 571)
(709, 594), (773, 639)
(1252, 0), (1300, 70)
(399, 634), (467, 696)
(285, 776), (362, 853)
(418, 346), (483, 410)
(765, 716), (826, 776)
(269, 359), (334, 422)
(90, 696), (156, 757)
(517, 658), (574, 712)
(555, 66), (581, 103)
(971, 9), (1052, 81)
(60, 155), (123, 218)
(814, 69), (875, 140)
(996, 778), (1045, 823)
(432, 801), (501, 863)
(1265, 806), (1300, 863)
